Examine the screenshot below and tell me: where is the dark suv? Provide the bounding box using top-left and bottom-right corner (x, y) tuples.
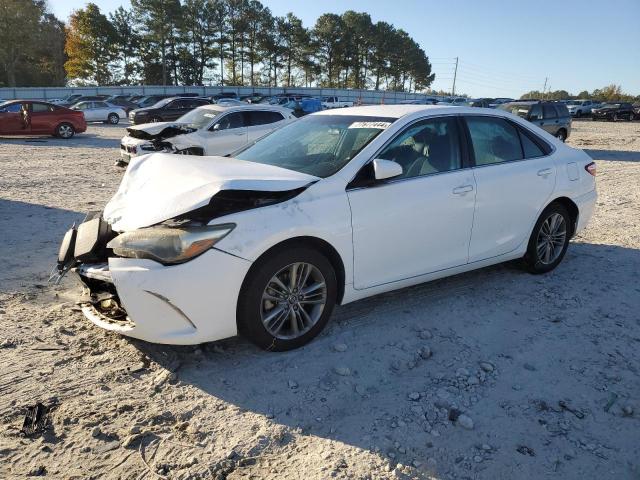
(591, 102), (635, 121)
(129, 97), (211, 124)
(499, 101), (571, 141)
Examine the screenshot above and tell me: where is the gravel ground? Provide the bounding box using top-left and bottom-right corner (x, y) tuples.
(0, 119), (639, 479)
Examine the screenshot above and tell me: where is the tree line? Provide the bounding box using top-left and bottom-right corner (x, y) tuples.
(0, 0), (66, 87)
(521, 84), (640, 103)
(62, 0), (435, 92)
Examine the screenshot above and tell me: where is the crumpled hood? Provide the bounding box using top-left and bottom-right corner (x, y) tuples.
(126, 122), (196, 140)
(103, 153), (319, 232)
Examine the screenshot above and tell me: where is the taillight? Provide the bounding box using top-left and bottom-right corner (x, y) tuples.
(585, 162), (596, 176)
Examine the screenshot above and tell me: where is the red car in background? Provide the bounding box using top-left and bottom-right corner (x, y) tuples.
(0, 100), (87, 138)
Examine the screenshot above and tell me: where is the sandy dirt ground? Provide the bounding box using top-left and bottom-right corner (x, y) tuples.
(0, 119), (639, 479)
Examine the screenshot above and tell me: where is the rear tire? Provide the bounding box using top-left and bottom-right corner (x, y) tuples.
(237, 246), (337, 351)
(108, 113), (120, 125)
(629, 113), (634, 121)
(55, 123), (75, 139)
(523, 203), (571, 274)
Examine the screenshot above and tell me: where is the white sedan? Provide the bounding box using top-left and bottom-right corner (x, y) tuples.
(71, 101), (126, 124)
(119, 104), (295, 163)
(58, 105), (597, 350)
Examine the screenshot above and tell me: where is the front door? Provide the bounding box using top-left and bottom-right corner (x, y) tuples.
(205, 111), (248, 155)
(463, 115), (556, 261)
(347, 116), (476, 289)
(0, 103), (27, 134)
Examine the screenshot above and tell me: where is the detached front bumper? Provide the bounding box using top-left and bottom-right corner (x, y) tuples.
(76, 249), (251, 345)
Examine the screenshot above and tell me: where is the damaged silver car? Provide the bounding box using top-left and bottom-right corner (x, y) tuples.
(119, 104), (295, 163)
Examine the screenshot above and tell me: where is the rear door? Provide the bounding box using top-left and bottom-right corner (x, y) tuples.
(204, 111), (248, 155)
(464, 115), (557, 261)
(247, 110), (286, 142)
(29, 102), (57, 133)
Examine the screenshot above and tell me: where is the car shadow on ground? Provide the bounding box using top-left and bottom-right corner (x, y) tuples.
(137, 241), (640, 469)
(0, 131), (123, 149)
(584, 149), (640, 162)
(0, 199), (84, 290)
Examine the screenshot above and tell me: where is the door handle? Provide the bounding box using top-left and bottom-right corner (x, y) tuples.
(453, 185), (474, 195)
(537, 168), (552, 177)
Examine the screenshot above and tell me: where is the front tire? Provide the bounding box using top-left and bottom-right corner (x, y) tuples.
(555, 129), (567, 142)
(108, 113), (120, 124)
(523, 203), (571, 274)
(56, 123), (75, 139)
(237, 246), (337, 351)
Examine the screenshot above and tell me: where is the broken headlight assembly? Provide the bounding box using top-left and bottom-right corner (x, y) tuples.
(106, 224), (235, 265)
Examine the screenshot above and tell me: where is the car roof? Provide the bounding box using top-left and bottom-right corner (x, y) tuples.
(198, 103), (292, 114)
(314, 104), (470, 119)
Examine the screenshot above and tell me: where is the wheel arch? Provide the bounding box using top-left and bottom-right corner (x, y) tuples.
(546, 196), (579, 237)
(239, 236), (347, 307)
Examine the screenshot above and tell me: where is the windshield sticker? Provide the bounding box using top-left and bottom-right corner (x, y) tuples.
(348, 121), (392, 130)
(203, 113), (217, 118)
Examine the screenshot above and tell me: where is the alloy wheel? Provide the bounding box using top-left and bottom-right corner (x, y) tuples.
(260, 262), (327, 340)
(58, 125), (73, 138)
(536, 213), (567, 265)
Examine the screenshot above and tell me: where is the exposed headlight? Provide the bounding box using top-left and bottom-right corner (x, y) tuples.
(107, 224), (235, 264)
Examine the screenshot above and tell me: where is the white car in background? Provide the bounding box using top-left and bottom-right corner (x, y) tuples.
(321, 96), (354, 108)
(59, 105), (597, 350)
(71, 101), (127, 124)
(119, 104), (295, 163)
(566, 99), (595, 117)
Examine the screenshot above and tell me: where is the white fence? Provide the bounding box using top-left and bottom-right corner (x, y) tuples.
(0, 85), (445, 104)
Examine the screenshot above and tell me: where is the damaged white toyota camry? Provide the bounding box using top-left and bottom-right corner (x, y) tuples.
(57, 105), (597, 350)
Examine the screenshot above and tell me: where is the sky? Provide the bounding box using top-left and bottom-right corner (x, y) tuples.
(49, 0), (640, 98)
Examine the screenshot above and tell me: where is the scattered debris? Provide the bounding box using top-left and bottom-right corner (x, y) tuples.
(21, 403), (50, 437)
(559, 400), (585, 419)
(516, 445), (536, 457)
(604, 392), (619, 412)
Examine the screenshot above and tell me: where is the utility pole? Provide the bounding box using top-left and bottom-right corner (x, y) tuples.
(452, 57), (459, 96)
(542, 77), (548, 100)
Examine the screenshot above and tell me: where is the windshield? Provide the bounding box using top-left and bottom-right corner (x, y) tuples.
(177, 107), (223, 129)
(234, 115), (396, 178)
(602, 103), (621, 108)
(566, 101), (580, 105)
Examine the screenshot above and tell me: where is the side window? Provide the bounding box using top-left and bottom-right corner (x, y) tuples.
(543, 104), (557, 119)
(554, 104), (569, 117)
(518, 128), (545, 158)
(466, 116), (523, 166)
(167, 100), (183, 109)
(249, 111), (284, 126)
(214, 112), (246, 130)
(32, 103), (52, 113)
(528, 104), (542, 121)
(377, 117), (461, 179)
(1, 103), (22, 113)
(94, 101), (107, 108)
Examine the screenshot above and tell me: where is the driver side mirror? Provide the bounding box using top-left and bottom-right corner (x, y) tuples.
(372, 158), (403, 181)
(212, 123), (220, 131)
